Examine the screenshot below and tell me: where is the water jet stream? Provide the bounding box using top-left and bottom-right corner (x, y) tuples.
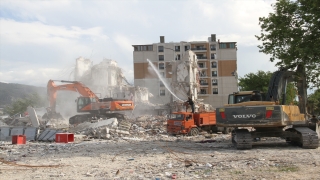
(147, 59), (184, 102)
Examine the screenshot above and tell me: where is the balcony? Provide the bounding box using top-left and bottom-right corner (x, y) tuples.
(199, 73), (208, 78)
(191, 47), (207, 51)
(212, 82), (218, 85)
(212, 92), (218, 94)
(211, 65), (217, 68)
(211, 56), (216, 60)
(210, 48), (216, 51)
(198, 66), (207, 69)
(197, 56), (208, 60)
(200, 82), (209, 86)
(158, 49), (164, 52)
(175, 49), (180, 52)
(198, 90), (209, 96)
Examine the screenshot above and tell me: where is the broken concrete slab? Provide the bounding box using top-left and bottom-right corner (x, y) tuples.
(115, 129), (130, 135)
(27, 106), (40, 128)
(0, 119), (7, 126)
(118, 121), (131, 130)
(116, 121), (131, 135)
(90, 118), (118, 129)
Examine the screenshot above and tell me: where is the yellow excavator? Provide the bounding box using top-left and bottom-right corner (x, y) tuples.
(216, 68), (319, 149)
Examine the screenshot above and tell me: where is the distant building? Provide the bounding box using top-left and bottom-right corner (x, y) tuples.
(74, 58), (143, 102)
(132, 34), (238, 108)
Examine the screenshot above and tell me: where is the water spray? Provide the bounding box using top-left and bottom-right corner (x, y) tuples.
(147, 59), (184, 102)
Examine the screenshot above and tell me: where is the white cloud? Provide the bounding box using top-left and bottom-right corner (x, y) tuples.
(113, 34), (134, 54)
(197, 1), (218, 18)
(195, 0), (275, 32)
(0, 66), (71, 87)
(0, 19), (108, 45)
(219, 34), (259, 46)
(228, 0), (275, 31)
(0, 0), (280, 87)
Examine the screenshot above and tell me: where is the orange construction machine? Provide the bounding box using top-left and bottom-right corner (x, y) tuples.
(45, 80), (134, 124)
(167, 111), (231, 136)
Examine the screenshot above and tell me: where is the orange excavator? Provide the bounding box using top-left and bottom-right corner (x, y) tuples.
(44, 80), (134, 124)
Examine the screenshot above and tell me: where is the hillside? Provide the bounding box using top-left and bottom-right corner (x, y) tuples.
(0, 82), (46, 108)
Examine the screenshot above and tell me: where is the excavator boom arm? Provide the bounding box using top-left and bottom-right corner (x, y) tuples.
(265, 71), (294, 103)
(47, 80), (100, 112)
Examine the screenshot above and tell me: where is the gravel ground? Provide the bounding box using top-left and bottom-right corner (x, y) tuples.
(1, 134), (320, 180)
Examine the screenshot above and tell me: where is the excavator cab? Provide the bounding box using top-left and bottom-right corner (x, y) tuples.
(76, 97), (99, 113)
(228, 91), (264, 104)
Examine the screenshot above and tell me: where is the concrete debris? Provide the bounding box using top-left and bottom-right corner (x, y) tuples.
(0, 125), (318, 179)
(45, 118), (69, 129)
(0, 119), (7, 126)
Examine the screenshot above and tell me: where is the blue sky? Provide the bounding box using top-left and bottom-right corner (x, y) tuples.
(0, 0), (278, 87)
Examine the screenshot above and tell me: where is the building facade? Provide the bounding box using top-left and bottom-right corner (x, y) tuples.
(132, 34), (238, 108)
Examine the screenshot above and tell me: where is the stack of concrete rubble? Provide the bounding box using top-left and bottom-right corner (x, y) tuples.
(69, 118), (134, 139)
(44, 118), (69, 129)
(0, 119), (7, 126)
(1, 104), (172, 143)
(67, 114), (169, 140)
(129, 115), (167, 135)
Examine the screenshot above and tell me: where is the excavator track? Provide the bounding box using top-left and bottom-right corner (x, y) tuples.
(294, 127), (319, 149)
(233, 129), (252, 150)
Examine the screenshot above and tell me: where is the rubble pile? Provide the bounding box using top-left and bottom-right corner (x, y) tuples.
(44, 118), (69, 129)
(69, 118), (123, 139)
(1, 132), (318, 179)
(0, 105), (171, 143)
(129, 115), (167, 135)
(0, 119), (7, 126)
(1, 107), (320, 179)
(66, 114), (168, 140)
(2, 116), (31, 127)
(2, 114), (67, 130)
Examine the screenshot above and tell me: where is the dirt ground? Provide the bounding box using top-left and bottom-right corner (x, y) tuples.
(1, 134), (320, 180)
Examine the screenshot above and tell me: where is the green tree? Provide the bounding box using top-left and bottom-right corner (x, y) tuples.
(256, 0), (320, 88)
(239, 70), (297, 104)
(4, 93), (46, 116)
(307, 89), (320, 115)
(239, 70), (272, 92)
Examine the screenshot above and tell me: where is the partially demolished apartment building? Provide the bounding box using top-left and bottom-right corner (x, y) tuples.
(132, 34), (238, 108)
(74, 57), (148, 103)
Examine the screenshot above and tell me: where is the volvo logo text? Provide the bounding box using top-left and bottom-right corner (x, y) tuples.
(233, 114), (256, 118)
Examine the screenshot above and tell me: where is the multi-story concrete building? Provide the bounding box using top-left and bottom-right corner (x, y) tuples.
(132, 34), (238, 108)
